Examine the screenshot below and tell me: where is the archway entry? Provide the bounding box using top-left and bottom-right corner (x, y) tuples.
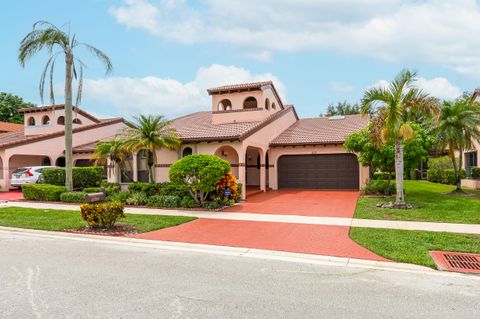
(55, 157), (66, 167)
(245, 146), (263, 195)
(214, 146), (239, 178)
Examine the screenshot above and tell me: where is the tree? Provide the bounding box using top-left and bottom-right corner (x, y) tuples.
(435, 98), (480, 192)
(18, 21), (112, 191)
(323, 101), (360, 117)
(361, 69), (438, 206)
(0, 92), (35, 123)
(119, 115), (181, 183)
(169, 154), (231, 206)
(92, 140), (129, 184)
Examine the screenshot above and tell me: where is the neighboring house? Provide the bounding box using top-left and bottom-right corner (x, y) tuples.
(0, 122), (23, 134)
(460, 88), (480, 189)
(0, 104), (128, 190)
(112, 81), (369, 198)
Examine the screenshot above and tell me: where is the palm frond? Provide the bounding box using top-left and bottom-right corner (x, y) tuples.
(49, 58), (56, 104)
(80, 43), (113, 74)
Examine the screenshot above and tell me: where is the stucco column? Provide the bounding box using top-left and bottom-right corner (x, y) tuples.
(132, 153), (138, 182)
(260, 152), (266, 192)
(237, 147), (246, 200)
(1, 156), (10, 191)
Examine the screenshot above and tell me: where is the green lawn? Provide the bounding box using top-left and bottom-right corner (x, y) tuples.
(355, 180), (480, 224)
(350, 227), (480, 268)
(0, 207), (196, 233)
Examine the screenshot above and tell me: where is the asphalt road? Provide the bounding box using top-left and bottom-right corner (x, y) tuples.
(0, 231), (479, 319)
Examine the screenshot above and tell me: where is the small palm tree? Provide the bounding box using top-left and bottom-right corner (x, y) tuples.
(436, 98), (480, 192)
(119, 115), (181, 183)
(361, 69), (438, 206)
(92, 140), (130, 184)
(18, 21), (112, 191)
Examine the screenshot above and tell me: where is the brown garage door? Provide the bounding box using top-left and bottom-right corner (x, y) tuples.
(278, 154), (359, 190)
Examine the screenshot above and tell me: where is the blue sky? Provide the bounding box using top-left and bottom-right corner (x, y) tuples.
(1, 0), (479, 120)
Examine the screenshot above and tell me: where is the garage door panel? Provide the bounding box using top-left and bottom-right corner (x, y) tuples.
(278, 154), (359, 190)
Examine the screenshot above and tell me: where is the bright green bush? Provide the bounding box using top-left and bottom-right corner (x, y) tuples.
(146, 195), (181, 208)
(125, 192), (147, 206)
(373, 172), (395, 181)
(471, 167), (480, 179)
(83, 187), (101, 194)
(60, 191), (87, 203)
(80, 201), (125, 229)
(180, 196), (196, 208)
(107, 191), (130, 204)
(363, 180), (397, 195)
(100, 181), (121, 196)
(146, 195), (163, 207)
(442, 169), (467, 185)
(427, 156), (453, 183)
(169, 154), (231, 206)
(43, 167), (104, 189)
(22, 184), (67, 201)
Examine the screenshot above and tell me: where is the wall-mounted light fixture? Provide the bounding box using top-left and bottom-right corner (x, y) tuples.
(221, 150), (229, 157)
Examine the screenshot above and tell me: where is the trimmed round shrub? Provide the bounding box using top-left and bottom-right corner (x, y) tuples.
(43, 167), (104, 189)
(60, 191), (87, 203)
(169, 154), (231, 206)
(22, 184), (67, 201)
(80, 201), (125, 229)
(363, 180), (397, 195)
(83, 187), (101, 194)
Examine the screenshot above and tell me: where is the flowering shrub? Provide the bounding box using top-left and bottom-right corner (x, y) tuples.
(80, 202), (125, 229)
(215, 172), (238, 201)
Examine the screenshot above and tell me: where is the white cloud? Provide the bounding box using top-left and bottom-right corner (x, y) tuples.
(82, 64), (285, 118)
(369, 77), (462, 101)
(330, 81), (355, 93)
(109, 0), (480, 77)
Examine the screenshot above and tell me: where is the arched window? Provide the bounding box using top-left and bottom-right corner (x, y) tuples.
(57, 116), (65, 125)
(271, 102), (276, 109)
(42, 115), (50, 125)
(265, 98), (270, 110)
(243, 96), (258, 109)
(72, 118), (82, 124)
(217, 99), (232, 111)
(182, 147), (193, 158)
(27, 117), (35, 126)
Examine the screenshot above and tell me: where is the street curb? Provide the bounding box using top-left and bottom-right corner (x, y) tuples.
(1, 225), (478, 279)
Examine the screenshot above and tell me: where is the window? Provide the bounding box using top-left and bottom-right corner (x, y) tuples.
(243, 96), (258, 109)
(182, 147), (193, 157)
(73, 118), (82, 124)
(465, 151), (478, 177)
(57, 116), (65, 125)
(271, 102), (276, 109)
(265, 98), (270, 110)
(218, 99), (232, 111)
(42, 115), (50, 125)
(27, 117), (35, 126)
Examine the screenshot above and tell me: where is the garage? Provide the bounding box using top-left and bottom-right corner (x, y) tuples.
(278, 154), (359, 190)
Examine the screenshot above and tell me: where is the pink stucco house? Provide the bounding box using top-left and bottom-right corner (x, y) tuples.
(113, 81), (370, 198)
(0, 105), (128, 190)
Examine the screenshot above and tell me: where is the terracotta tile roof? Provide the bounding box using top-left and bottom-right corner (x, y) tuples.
(72, 136), (116, 154)
(0, 121), (23, 133)
(18, 104), (100, 123)
(270, 114), (369, 146)
(207, 81), (273, 94)
(171, 106), (296, 142)
(0, 118), (125, 149)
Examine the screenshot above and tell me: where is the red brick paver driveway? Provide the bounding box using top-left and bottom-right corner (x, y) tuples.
(133, 219), (387, 261)
(225, 190), (359, 218)
(0, 190), (23, 201)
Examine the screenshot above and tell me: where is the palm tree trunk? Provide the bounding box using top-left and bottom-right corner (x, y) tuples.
(456, 147), (464, 192)
(394, 139), (406, 205)
(64, 52), (74, 191)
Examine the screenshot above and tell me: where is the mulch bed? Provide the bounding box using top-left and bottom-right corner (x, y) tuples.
(64, 224), (136, 237)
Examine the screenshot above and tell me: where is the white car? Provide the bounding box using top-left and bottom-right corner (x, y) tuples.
(10, 166), (58, 188)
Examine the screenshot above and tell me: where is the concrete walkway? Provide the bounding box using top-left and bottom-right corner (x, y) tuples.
(4, 201), (480, 235)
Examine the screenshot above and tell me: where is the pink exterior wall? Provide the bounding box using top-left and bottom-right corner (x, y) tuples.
(267, 144), (369, 190)
(24, 109), (97, 136)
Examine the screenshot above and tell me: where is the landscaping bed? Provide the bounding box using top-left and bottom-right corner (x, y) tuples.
(350, 227), (480, 268)
(355, 180), (480, 224)
(0, 207), (196, 234)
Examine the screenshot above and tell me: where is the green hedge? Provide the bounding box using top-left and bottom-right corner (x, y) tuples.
(128, 182), (190, 198)
(147, 195), (181, 208)
(442, 169), (466, 185)
(22, 184), (67, 201)
(363, 180), (397, 195)
(471, 167), (480, 179)
(60, 191), (87, 203)
(83, 187), (101, 194)
(43, 167), (103, 189)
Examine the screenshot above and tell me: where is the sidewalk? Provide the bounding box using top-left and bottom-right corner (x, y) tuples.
(4, 201), (480, 235)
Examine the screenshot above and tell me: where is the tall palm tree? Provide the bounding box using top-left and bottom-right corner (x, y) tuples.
(119, 115), (181, 183)
(92, 140), (129, 184)
(18, 21), (112, 191)
(436, 99), (480, 192)
(361, 69), (438, 206)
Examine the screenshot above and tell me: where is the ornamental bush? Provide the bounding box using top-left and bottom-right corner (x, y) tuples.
(43, 167), (104, 189)
(215, 172), (238, 201)
(363, 180), (396, 196)
(180, 196), (196, 208)
(60, 191), (87, 203)
(100, 181), (121, 196)
(80, 201), (125, 229)
(22, 184), (67, 201)
(107, 191), (130, 204)
(125, 192), (148, 206)
(146, 195), (181, 208)
(169, 154), (231, 206)
(128, 182), (164, 196)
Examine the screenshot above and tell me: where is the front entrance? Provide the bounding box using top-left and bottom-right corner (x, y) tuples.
(278, 154), (359, 190)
